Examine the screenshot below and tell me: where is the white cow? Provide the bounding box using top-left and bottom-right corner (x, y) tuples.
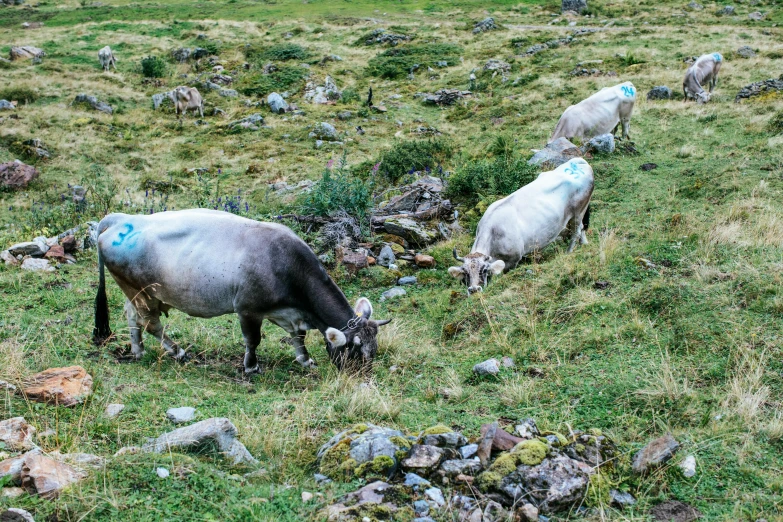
(449, 159), (594, 294)
(550, 81), (637, 142)
(98, 46), (117, 71)
(170, 86), (204, 118)
(683, 53), (722, 103)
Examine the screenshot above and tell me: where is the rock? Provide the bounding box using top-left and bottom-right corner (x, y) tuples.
(219, 89), (238, 97)
(337, 110), (353, 120)
(413, 499), (429, 515)
(0, 100), (15, 110)
(229, 113), (265, 130)
(324, 481), (398, 520)
(0, 161), (39, 190)
(20, 258), (54, 272)
(737, 46), (756, 58)
(171, 48), (191, 62)
(309, 121), (339, 141)
(21, 453), (86, 499)
(420, 89), (471, 106)
(0, 418), (37, 451)
(581, 133), (614, 155)
(19, 138), (50, 160)
(483, 500), (509, 521)
(403, 472), (431, 489)
(156, 467), (169, 478)
(421, 431), (467, 449)
(499, 455), (593, 513)
(717, 5), (734, 15)
(460, 444), (478, 459)
(50, 452), (105, 471)
(1, 450), (42, 486)
(72, 94), (112, 115)
(484, 59), (511, 73)
(397, 276), (417, 286)
(1, 251), (18, 266)
(0, 508), (36, 522)
(383, 218), (439, 247)
(60, 235), (77, 254)
(473, 358), (500, 376)
(633, 434), (679, 474)
(8, 241), (46, 258)
(414, 254), (436, 268)
(439, 459), (482, 477)
(748, 11), (764, 20)
(735, 75), (783, 103)
(514, 418), (541, 439)
(424, 486), (445, 507)
(687, 2), (703, 9)
(0, 488), (26, 499)
(480, 423), (524, 452)
(562, 0), (587, 13)
(528, 137), (583, 169)
(267, 92), (289, 114)
(21, 367), (92, 407)
(401, 445), (444, 473)
(304, 76), (340, 104)
(341, 250), (369, 272)
(102, 404), (123, 420)
(501, 356), (515, 368)
(680, 455), (696, 477)
(647, 86), (672, 100)
(518, 503), (539, 521)
(314, 473), (331, 484)
(142, 418), (257, 466)
(649, 500), (702, 522)
(377, 245), (396, 267)
(9, 46), (44, 61)
(362, 29), (411, 46)
(610, 489), (636, 508)
(301, 491), (314, 502)
(191, 47), (209, 60)
(166, 407), (196, 424)
(473, 17), (498, 33)
(151, 91), (173, 110)
(317, 424), (412, 479)
(380, 287), (406, 302)
(640, 163), (658, 171)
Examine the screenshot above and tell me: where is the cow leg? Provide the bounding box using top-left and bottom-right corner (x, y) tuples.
(124, 299), (145, 359)
(567, 219), (584, 253)
(142, 314), (188, 361)
(199, 104), (204, 118)
(621, 118), (630, 140)
(239, 315), (263, 374)
(290, 331), (316, 368)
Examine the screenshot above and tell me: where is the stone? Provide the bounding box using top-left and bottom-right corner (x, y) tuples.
(304, 76), (340, 104)
(105, 403), (124, 418)
(362, 29), (411, 46)
(309, 121), (339, 141)
(477, 422), (496, 467)
(421, 431), (467, 448)
(9, 46), (44, 61)
(735, 75), (783, 103)
(341, 250), (368, 272)
(22, 367), (92, 407)
(439, 459), (482, 477)
(314, 473), (331, 484)
(0, 100), (15, 110)
(267, 92), (289, 114)
(424, 487), (445, 507)
(317, 424), (411, 479)
(0, 161), (39, 190)
(0, 418), (36, 451)
(0, 488), (27, 499)
(21, 258), (54, 273)
(72, 94), (112, 115)
(0, 449), (42, 485)
(377, 245), (396, 267)
(413, 500), (430, 515)
(0, 509), (35, 522)
(151, 91), (173, 110)
(325, 481), (397, 519)
(581, 133), (615, 155)
(484, 59), (511, 73)
(500, 455), (593, 513)
(8, 241), (47, 258)
(403, 472), (431, 489)
(156, 467), (169, 478)
(647, 86), (672, 100)
(473, 17), (498, 33)
(219, 89), (238, 97)
(528, 137), (583, 169)
(483, 500), (509, 521)
(610, 489), (636, 508)
(229, 113), (265, 130)
(501, 356), (515, 368)
(680, 455), (696, 477)
(737, 46), (756, 58)
(515, 418), (540, 439)
(562, 0), (587, 12)
(337, 110), (353, 120)
(397, 276), (417, 286)
(50, 452), (106, 471)
(473, 358), (500, 376)
(480, 423), (523, 451)
(414, 254), (436, 268)
(380, 287), (406, 302)
(19, 139), (50, 160)
(301, 491), (313, 502)
(44, 245), (66, 262)
(632, 434), (679, 474)
(687, 2), (703, 9)
(192, 48), (209, 60)
(166, 407), (196, 424)
(21, 453), (86, 499)
(717, 5), (734, 15)
(459, 444), (478, 459)
(649, 500), (702, 522)
(171, 48), (191, 62)
(748, 11), (764, 20)
(640, 163), (658, 171)
(142, 418), (257, 466)
(1, 251), (19, 266)
(518, 503), (539, 521)
(420, 89), (471, 106)
(383, 218), (439, 247)
(401, 445), (444, 473)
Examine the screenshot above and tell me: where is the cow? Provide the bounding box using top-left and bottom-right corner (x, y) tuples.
(170, 86), (204, 118)
(449, 158), (594, 295)
(683, 53), (722, 103)
(93, 209), (390, 373)
(98, 46), (117, 72)
(550, 81), (637, 142)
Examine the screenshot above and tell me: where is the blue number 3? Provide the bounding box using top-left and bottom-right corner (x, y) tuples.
(565, 162), (583, 178)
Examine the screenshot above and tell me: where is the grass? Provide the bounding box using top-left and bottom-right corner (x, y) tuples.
(1, 0), (783, 520)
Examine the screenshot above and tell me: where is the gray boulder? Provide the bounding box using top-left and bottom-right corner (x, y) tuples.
(377, 245), (396, 267)
(421, 431), (467, 448)
(20, 258), (54, 272)
(229, 113), (264, 130)
(267, 92), (289, 114)
(397, 276), (417, 286)
(19, 138), (51, 161)
(8, 240), (47, 257)
(380, 286), (406, 302)
(383, 218), (439, 247)
(439, 459), (482, 477)
(515, 418), (541, 439)
(500, 455), (594, 513)
(632, 434), (679, 474)
(562, 0), (587, 13)
(309, 121), (339, 141)
(459, 443), (478, 459)
(72, 94), (113, 115)
(152, 91), (173, 110)
(218, 89), (238, 97)
(0, 100), (15, 110)
(171, 48), (191, 62)
(473, 358), (500, 376)
(337, 110), (353, 120)
(473, 17), (498, 33)
(0, 508), (36, 522)
(737, 46), (756, 58)
(403, 472), (431, 489)
(401, 445), (444, 473)
(748, 11), (765, 20)
(528, 137), (583, 169)
(717, 5), (735, 15)
(105, 403), (125, 418)
(192, 47), (209, 60)
(581, 133), (615, 155)
(610, 489), (636, 508)
(647, 86), (672, 100)
(166, 406), (196, 424)
(687, 2), (703, 9)
(317, 423), (413, 479)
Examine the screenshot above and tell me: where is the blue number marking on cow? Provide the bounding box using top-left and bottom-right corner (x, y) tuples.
(564, 161), (583, 178)
(621, 85), (635, 98)
(112, 224), (140, 248)
(712, 53), (722, 62)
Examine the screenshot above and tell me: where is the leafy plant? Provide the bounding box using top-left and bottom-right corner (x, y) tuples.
(247, 43), (310, 62)
(300, 154), (372, 221)
(366, 43), (461, 79)
(446, 154), (537, 204)
(140, 55), (166, 78)
(374, 139), (453, 183)
(0, 86), (39, 104)
(237, 66), (307, 97)
(340, 87), (360, 104)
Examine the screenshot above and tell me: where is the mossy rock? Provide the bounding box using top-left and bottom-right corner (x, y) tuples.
(355, 455), (395, 478)
(420, 424), (452, 436)
(478, 439), (549, 492)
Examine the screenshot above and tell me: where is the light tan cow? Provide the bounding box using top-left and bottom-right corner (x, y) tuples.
(98, 46), (117, 71)
(170, 86), (204, 118)
(550, 81), (637, 142)
(683, 53), (722, 103)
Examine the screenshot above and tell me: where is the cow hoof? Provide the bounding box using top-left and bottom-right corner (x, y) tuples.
(296, 356), (317, 368)
(132, 351), (145, 360)
(244, 364), (262, 375)
(176, 352), (191, 363)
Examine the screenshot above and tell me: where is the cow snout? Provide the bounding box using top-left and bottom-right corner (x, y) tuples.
(468, 285), (483, 295)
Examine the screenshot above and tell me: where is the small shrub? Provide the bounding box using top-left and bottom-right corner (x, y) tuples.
(237, 66), (307, 97)
(247, 43), (310, 62)
(300, 156), (372, 221)
(0, 86), (39, 104)
(376, 139), (453, 183)
(140, 55), (167, 78)
(446, 155), (537, 204)
(768, 111), (783, 134)
(366, 43), (461, 79)
(200, 40), (221, 55)
(341, 87), (360, 104)
(618, 53), (645, 67)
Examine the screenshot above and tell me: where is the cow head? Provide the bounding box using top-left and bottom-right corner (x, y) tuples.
(696, 91), (711, 104)
(448, 248), (505, 295)
(324, 298), (390, 371)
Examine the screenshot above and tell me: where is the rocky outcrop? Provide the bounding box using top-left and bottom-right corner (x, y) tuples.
(141, 418), (257, 466)
(71, 94), (113, 115)
(528, 137), (583, 169)
(0, 160), (39, 190)
(21, 366), (93, 407)
(0, 418), (36, 452)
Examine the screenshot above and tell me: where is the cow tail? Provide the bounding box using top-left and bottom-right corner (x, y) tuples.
(582, 204), (591, 231)
(93, 247), (112, 345)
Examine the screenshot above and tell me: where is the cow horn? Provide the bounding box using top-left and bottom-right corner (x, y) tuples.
(373, 319), (391, 327)
(453, 248), (464, 262)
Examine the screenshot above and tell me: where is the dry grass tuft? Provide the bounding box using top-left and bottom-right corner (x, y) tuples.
(723, 348), (770, 424)
(499, 376), (536, 408)
(636, 350), (693, 401)
(599, 228), (619, 265)
(0, 339), (29, 383)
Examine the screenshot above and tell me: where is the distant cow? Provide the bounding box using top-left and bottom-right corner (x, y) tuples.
(449, 159), (594, 294)
(683, 53), (722, 103)
(551, 81), (637, 142)
(170, 86), (204, 118)
(98, 46), (117, 71)
(93, 209), (389, 373)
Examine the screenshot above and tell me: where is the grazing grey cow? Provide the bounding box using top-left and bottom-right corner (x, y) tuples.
(170, 86), (204, 118)
(683, 53), (722, 103)
(98, 46), (117, 71)
(449, 159), (594, 294)
(93, 209), (390, 373)
(550, 81), (637, 142)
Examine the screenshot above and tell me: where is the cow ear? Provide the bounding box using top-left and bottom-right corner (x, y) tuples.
(489, 260), (505, 275)
(448, 266), (464, 278)
(326, 328), (347, 348)
(354, 297), (373, 319)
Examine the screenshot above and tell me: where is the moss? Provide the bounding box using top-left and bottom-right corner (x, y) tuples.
(541, 431), (569, 447)
(489, 452), (520, 476)
(352, 423), (369, 434)
(395, 450), (410, 462)
(339, 458), (358, 477)
(586, 472), (613, 507)
(319, 439), (353, 479)
(389, 436), (412, 450)
(477, 470), (505, 491)
(588, 428), (603, 437)
(575, 443), (586, 454)
(355, 455), (395, 478)
(421, 424), (452, 436)
(511, 439), (548, 466)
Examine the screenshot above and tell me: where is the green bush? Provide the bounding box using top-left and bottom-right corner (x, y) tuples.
(376, 139), (453, 183)
(300, 157), (372, 221)
(237, 66), (307, 97)
(768, 111), (783, 134)
(446, 154), (537, 204)
(247, 43), (310, 62)
(341, 87), (360, 103)
(199, 40), (221, 55)
(366, 43), (461, 79)
(0, 86), (39, 104)
(140, 55), (167, 78)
